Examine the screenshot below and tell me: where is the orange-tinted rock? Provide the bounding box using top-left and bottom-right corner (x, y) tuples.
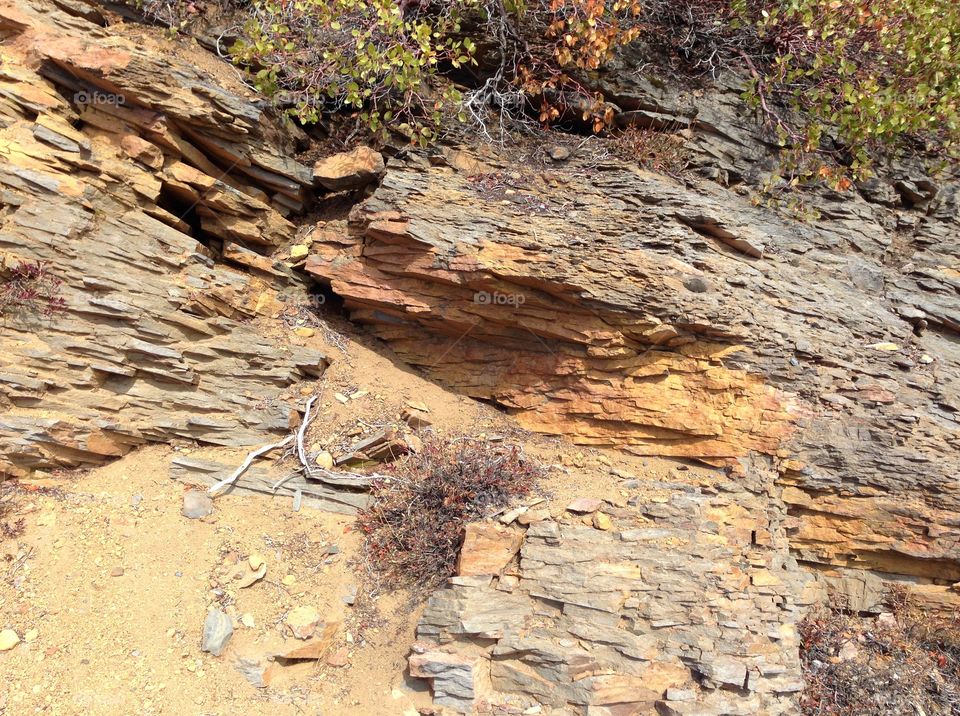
(457, 523), (523, 576)
(312, 146), (384, 191)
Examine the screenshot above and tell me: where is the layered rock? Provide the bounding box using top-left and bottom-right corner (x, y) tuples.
(304, 144), (959, 594)
(0, 0), (323, 476)
(411, 461), (816, 714)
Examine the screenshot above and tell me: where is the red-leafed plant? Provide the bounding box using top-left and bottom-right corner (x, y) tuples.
(0, 260), (66, 320)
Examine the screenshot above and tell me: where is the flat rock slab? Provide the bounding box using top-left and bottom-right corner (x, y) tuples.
(169, 457), (370, 515)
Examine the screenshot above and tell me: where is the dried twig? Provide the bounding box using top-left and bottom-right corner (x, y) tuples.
(208, 434), (295, 496)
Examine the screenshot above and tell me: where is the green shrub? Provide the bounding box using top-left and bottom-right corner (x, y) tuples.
(644, 0), (960, 176)
(751, 0), (960, 174)
(141, 0), (960, 175)
(230, 0), (477, 143)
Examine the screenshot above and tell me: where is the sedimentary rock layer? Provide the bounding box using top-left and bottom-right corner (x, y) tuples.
(412, 461), (816, 715)
(305, 145), (960, 592)
(0, 0), (322, 476)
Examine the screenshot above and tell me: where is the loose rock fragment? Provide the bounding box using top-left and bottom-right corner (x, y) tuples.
(182, 490), (213, 519)
(566, 497), (602, 513)
(286, 606), (321, 640)
(0, 629), (20, 651)
(201, 608), (233, 657)
(312, 146), (385, 191)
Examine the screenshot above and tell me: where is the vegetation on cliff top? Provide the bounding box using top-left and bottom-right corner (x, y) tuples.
(163, 0), (960, 177)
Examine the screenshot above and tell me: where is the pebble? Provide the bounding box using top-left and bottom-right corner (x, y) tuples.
(566, 497), (602, 513)
(248, 554), (266, 571)
(286, 606), (321, 639)
(315, 451), (334, 470)
(200, 608), (233, 657)
(110, 567), (124, 577)
(341, 585), (357, 606)
(593, 512), (613, 531)
(24, 629), (38, 642)
(0, 629), (20, 651)
(182, 490), (213, 519)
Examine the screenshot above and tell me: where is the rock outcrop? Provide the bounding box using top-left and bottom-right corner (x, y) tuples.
(411, 460), (816, 715)
(304, 136), (959, 598)
(0, 0), (324, 476)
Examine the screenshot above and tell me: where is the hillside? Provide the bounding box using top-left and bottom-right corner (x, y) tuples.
(0, 1), (958, 714)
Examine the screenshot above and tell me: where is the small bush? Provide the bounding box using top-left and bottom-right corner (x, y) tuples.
(0, 259), (66, 320)
(357, 435), (541, 590)
(642, 0), (960, 176)
(800, 587), (960, 715)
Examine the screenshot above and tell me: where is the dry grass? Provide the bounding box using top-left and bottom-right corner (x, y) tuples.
(1, 481), (25, 541)
(800, 586), (960, 715)
(356, 435), (542, 592)
(610, 126), (691, 177)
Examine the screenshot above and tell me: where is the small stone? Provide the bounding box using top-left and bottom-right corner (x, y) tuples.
(566, 497), (602, 513)
(282, 574), (297, 586)
(593, 512), (613, 530)
(548, 145), (571, 161)
(240, 613), (256, 628)
(517, 509), (550, 525)
(286, 606), (321, 640)
(838, 640), (859, 661)
(293, 327), (315, 338)
(666, 688), (696, 702)
(0, 629), (20, 651)
(918, 354), (934, 364)
(201, 609), (233, 657)
(326, 647), (349, 667)
(315, 451), (334, 470)
(24, 629), (39, 643)
(182, 490), (213, 519)
(290, 244), (309, 259)
(248, 554), (266, 571)
(334, 393), (349, 403)
(341, 585), (357, 606)
(235, 656), (273, 688)
(110, 567), (125, 577)
(499, 505), (528, 525)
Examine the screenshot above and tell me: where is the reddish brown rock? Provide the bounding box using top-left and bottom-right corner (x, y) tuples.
(312, 146), (384, 192)
(457, 523), (523, 577)
(0, 0), (324, 477)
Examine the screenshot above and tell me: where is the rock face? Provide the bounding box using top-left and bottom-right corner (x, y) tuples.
(412, 461), (816, 715)
(305, 145), (959, 601)
(0, 0), (324, 476)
